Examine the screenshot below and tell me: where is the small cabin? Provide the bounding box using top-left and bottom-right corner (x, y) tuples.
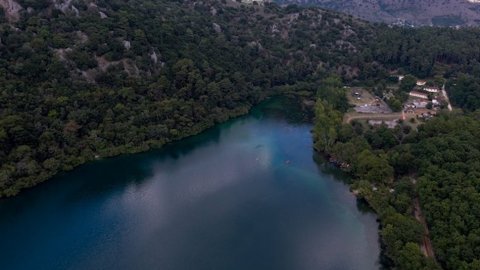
(416, 80), (427, 86)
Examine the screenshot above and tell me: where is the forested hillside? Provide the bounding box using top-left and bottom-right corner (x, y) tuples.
(1, 0), (480, 197)
(0, 0), (384, 196)
(0, 0), (480, 195)
(415, 113), (480, 269)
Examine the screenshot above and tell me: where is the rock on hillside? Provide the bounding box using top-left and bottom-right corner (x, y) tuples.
(0, 0), (22, 22)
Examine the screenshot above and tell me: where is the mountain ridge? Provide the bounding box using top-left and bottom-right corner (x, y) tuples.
(275, 0), (480, 26)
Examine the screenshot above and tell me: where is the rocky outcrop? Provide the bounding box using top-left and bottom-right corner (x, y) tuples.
(52, 0), (73, 13)
(52, 0), (80, 16)
(0, 0), (22, 22)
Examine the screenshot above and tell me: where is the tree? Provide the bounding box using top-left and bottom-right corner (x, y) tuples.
(313, 100), (342, 151)
(397, 242), (429, 270)
(388, 97), (403, 112)
(400, 75), (417, 92)
(317, 75), (349, 112)
(354, 150), (394, 184)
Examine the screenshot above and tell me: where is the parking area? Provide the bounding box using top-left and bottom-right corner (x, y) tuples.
(347, 88), (392, 114)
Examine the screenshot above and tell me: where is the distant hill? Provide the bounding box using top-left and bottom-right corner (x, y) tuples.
(274, 0), (480, 26)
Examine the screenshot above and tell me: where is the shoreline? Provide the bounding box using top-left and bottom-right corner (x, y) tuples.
(314, 149), (394, 268)
(0, 105), (254, 199)
(1, 93), (285, 198)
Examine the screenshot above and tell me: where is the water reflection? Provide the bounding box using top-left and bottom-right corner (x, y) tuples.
(0, 98), (380, 270)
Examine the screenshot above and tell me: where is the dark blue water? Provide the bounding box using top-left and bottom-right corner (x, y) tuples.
(0, 98), (380, 270)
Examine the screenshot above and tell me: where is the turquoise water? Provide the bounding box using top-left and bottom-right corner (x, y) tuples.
(0, 98), (380, 270)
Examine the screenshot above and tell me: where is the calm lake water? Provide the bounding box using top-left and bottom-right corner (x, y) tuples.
(0, 98), (380, 270)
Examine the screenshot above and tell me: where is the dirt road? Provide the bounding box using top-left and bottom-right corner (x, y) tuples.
(442, 83), (453, 111)
(414, 197), (437, 260)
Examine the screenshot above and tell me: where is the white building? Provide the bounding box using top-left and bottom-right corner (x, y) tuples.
(424, 87), (439, 93)
(409, 91), (428, 99)
(241, 0), (267, 3)
(413, 101), (429, 108)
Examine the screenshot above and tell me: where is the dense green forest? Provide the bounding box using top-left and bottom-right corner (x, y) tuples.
(2, 1), (480, 268)
(2, 0), (480, 197)
(1, 0), (378, 196)
(313, 78), (480, 269)
(1, 0), (480, 196)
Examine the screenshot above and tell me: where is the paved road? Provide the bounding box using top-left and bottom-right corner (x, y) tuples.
(344, 112), (403, 123)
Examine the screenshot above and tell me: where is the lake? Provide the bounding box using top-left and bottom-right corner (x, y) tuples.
(0, 98), (380, 270)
